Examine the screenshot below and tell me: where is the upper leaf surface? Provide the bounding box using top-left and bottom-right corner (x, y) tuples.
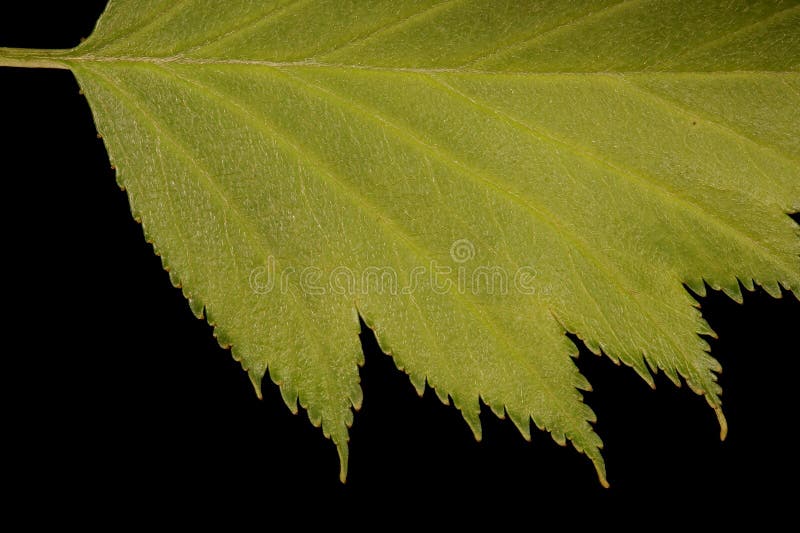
(60, 0), (800, 484)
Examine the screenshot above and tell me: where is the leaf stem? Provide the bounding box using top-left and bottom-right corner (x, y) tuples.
(0, 48), (73, 70)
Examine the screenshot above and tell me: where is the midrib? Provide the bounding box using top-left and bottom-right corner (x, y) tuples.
(0, 47), (796, 76)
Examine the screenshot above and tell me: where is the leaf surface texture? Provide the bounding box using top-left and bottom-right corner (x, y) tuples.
(40, 0), (800, 483)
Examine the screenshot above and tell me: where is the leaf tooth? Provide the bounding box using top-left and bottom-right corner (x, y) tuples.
(166, 268), (182, 289)
(644, 357), (660, 384)
(485, 399), (505, 420)
(573, 370), (593, 392)
(696, 317), (718, 339)
(721, 281), (744, 304)
(530, 413), (545, 432)
(213, 328), (233, 350)
(305, 399), (323, 428)
(187, 297), (204, 319)
(452, 393), (482, 442)
(582, 402), (598, 425)
(408, 373), (426, 397)
(507, 409), (532, 442)
(583, 337), (603, 356)
(247, 370), (263, 400)
(604, 345), (621, 365)
(685, 377), (705, 396)
(632, 350), (656, 390)
(561, 335), (580, 358)
(550, 429), (566, 447)
(600, 343), (655, 388)
(759, 279), (784, 298)
(360, 312), (427, 398)
(662, 365), (682, 388)
(371, 337), (425, 396)
(695, 336), (711, 353)
(430, 381), (450, 406)
(349, 381), (364, 412)
(684, 278), (707, 297)
(269, 367), (299, 415)
(739, 276), (755, 293)
(780, 279), (799, 298)
(700, 350), (723, 375)
(622, 349), (655, 389)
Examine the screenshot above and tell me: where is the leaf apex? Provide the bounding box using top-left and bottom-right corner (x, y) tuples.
(336, 440), (349, 484)
(583, 446), (608, 488)
(715, 407), (728, 441)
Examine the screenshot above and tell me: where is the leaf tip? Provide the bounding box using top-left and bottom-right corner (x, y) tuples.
(586, 449), (609, 488)
(716, 407), (728, 441)
(336, 441), (349, 484)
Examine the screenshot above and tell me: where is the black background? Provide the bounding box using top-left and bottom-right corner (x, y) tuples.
(1, 2), (798, 517)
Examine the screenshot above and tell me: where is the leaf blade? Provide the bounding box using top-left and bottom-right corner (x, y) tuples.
(43, 0), (800, 483)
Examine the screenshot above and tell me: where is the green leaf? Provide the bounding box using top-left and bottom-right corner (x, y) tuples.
(2, 0), (798, 486)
